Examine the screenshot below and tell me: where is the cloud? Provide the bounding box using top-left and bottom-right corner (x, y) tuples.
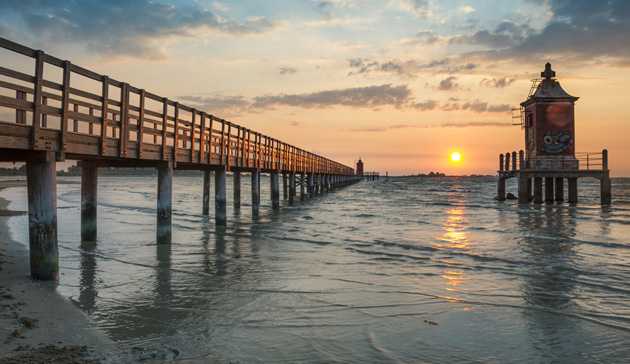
(479, 76), (517, 88)
(252, 84), (413, 109)
(413, 99), (438, 111)
(459, 100), (511, 113)
(176, 94), (251, 116)
(350, 120), (511, 132)
(390, 0), (432, 18)
(279, 67), (297, 75)
(449, 20), (531, 48)
(0, 0), (279, 60)
(348, 58), (477, 78)
(435, 76), (460, 91)
(457, 0), (630, 67)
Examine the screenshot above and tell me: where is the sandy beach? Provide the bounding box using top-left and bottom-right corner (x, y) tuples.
(0, 179), (118, 363)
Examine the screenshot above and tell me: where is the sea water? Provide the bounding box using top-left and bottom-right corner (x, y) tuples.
(2, 176), (629, 363)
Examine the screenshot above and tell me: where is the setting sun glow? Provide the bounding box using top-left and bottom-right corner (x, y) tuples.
(450, 152), (462, 163)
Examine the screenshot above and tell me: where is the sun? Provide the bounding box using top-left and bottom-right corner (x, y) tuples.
(450, 152), (462, 163)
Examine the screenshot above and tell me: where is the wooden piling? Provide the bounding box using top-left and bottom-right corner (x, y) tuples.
(601, 174), (611, 205)
(26, 155), (58, 280)
(289, 172), (295, 205)
(81, 166), (98, 241)
(203, 170), (211, 215)
(568, 178), (578, 203)
(233, 171), (241, 209)
(157, 162), (172, 244)
(498, 177), (506, 201)
(300, 173), (306, 201)
(534, 177), (543, 204)
(282, 172), (288, 199)
(215, 169), (227, 226)
(251, 171), (260, 215)
(555, 177), (564, 202)
(308, 173), (314, 197)
(518, 176), (528, 204)
(545, 177), (554, 202)
(271, 171), (280, 210)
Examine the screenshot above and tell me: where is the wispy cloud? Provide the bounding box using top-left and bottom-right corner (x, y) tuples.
(479, 76), (517, 88)
(348, 58), (478, 78)
(252, 84), (413, 109)
(279, 67), (297, 75)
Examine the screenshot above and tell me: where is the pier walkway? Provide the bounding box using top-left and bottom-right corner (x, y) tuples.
(0, 38), (360, 280)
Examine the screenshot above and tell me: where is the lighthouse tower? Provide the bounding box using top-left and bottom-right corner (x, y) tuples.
(356, 158), (364, 176)
(521, 63), (579, 170)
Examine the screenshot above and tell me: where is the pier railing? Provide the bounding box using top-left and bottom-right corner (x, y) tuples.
(499, 150), (608, 172)
(0, 37), (353, 175)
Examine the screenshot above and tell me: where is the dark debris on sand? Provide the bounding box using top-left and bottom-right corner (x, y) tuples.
(0, 345), (100, 364)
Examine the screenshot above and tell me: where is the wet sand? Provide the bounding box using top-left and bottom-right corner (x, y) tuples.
(0, 180), (118, 363)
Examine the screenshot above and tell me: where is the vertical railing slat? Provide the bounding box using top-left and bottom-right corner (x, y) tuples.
(100, 76), (109, 155)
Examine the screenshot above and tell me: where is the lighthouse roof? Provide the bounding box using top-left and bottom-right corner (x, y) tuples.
(526, 63), (578, 102)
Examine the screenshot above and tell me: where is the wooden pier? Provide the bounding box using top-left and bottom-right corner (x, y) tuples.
(0, 38), (360, 280)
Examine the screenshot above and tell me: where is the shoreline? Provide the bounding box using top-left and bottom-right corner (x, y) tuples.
(0, 180), (119, 363)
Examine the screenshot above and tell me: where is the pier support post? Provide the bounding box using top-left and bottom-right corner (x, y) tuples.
(555, 177), (564, 202)
(308, 173), (314, 197)
(314, 174), (319, 195)
(527, 178), (533, 201)
(545, 177), (554, 202)
(215, 169), (227, 226)
(533, 177), (543, 204)
(601, 174), (611, 205)
(26, 155), (58, 280)
(233, 171), (241, 209)
(518, 175), (528, 204)
(568, 178), (578, 203)
(271, 171), (280, 210)
(81, 166), (98, 241)
(157, 162), (172, 244)
(282, 172), (288, 199)
(497, 177), (506, 201)
(203, 170), (211, 215)
(300, 173), (305, 201)
(289, 172), (295, 205)
(251, 171), (260, 215)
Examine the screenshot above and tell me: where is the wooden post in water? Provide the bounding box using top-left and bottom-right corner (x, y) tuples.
(308, 173), (314, 197)
(517, 176), (528, 204)
(601, 149), (611, 205)
(81, 166), (98, 241)
(157, 162), (172, 244)
(271, 171), (280, 210)
(203, 170), (211, 215)
(289, 171), (295, 205)
(26, 153), (58, 280)
(215, 169), (227, 226)
(233, 171), (241, 209)
(555, 177), (564, 202)
(251, 171), (260, 215)
(545, 177), (554, 202)
(533, 177), (543, 204)
(282, 172), (288, 200)
(568, 178), (578, 203)
(497, 177), (506, 201)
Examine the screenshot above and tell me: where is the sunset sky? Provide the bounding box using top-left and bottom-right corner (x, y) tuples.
(1, 0), (629, 176)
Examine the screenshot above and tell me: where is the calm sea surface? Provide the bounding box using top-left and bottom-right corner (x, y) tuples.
(2, 175), (630, 363)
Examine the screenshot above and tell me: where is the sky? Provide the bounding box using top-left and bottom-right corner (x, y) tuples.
(1, 0), (629, 176)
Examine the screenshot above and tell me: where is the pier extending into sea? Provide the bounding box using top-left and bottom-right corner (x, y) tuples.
(0, 38), (360, 280)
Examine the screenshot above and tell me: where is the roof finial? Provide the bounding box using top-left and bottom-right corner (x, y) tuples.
(541, 62), (556, 80)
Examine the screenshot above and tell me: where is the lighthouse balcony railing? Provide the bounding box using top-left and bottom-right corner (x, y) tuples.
(499, 150), (608, 172)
